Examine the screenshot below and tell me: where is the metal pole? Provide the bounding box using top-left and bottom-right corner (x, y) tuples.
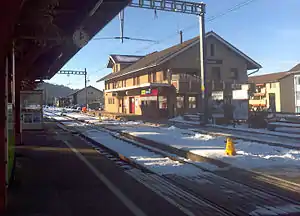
(119, 10), (124, 43)
(84, 68), (88, 108)
(12, 43), (15, 105)
(199, 5), (208, 124)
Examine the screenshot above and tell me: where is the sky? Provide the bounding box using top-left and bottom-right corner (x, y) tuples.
(49, 0), (300, 91)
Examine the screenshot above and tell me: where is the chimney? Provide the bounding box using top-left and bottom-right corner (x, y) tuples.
(180, 30), (183, 44)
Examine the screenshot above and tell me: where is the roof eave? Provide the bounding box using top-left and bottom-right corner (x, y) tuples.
(247, 63), (262, 70)
(98, 64), (157, 82)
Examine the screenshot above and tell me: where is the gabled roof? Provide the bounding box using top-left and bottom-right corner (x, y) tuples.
(97, 31), (262, 82)
(248, 63), (300, 84)
(67, 85), (103, 97)
(107, 54), (144, 68)
(248, 72), (290, 84)
(289, 63), (300, 72)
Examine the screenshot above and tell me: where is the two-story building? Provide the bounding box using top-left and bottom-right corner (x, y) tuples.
(67, 85), (103, 108)
(249, 63), (300, 112)
(97, 31), (261, 119)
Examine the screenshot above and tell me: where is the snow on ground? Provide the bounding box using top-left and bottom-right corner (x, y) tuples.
(169, 116), (202, 125)
(109, 124), (300, 171)
(83, 128), (208, 176)
(45, 108), (300, 177)
(45, 112), (224, 176)
(44, 108), (143, 126)
(208, 123), (300, 138)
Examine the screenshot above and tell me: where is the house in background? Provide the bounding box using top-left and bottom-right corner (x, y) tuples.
(248, 63), (300, 112)
(97, 31), (261, 119)
(67, 85), (103, 108)
(54, 97), (72, 107)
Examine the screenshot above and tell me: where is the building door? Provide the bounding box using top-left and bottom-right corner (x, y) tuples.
(269, 93), (276, 112)
(121, 98), (125, 113)
(129, 97), (135, 113)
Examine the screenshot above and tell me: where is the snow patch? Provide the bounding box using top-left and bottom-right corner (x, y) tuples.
(249, 204), (300, 215)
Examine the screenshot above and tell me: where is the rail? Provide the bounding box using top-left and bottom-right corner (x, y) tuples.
(44, 111), (300, 213)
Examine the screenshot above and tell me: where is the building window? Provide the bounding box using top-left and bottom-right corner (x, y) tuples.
(210, 44), (216, 57)
(230, 68), (238, 80)
(122, 80), (126, 87)
(108, 98), (115, 104)
(133, 77), (140, 86)
(296, 92), (300, 100)
(112, 82), (116, 89)
(158, 96), (167, 109)
(176, 96), (184, 108)
(188, 96), (197, 108)
(148, 72), (151, 82)
(270, 83), (276, 88)
(152, 72), (157, 82)
(212, 67), (221, 80)
(163, 70), (167, 80)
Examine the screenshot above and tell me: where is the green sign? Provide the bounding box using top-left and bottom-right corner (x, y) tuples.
(7, 103), (15, 185)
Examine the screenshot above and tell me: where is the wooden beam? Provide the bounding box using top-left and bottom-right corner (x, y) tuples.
(16, 44), (55, 80)
(0, 0), (23, 69)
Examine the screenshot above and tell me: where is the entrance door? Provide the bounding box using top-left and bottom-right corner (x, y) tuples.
(269, 93), (276, 112)
(121, 98), (124, 113)
(129, 97), (135, 113)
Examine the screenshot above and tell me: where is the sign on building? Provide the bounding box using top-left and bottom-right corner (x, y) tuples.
(212, 91), (223, 100)
(232, 89), (248, 100)
(232, 89), (249, 120)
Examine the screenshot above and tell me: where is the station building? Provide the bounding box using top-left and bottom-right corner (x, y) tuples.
(97, 31), (261, 119)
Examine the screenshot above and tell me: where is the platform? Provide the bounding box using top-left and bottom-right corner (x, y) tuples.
(6, 120), (185, 216)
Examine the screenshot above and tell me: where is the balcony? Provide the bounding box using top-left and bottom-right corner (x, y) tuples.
(249, 99), (267, 106)
(253, 92), (266, 97)
(171, 74), (200, 93)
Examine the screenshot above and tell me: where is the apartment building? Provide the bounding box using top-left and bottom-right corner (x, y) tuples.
(98, 31), (261, 119)
(248, 63), (300, 112)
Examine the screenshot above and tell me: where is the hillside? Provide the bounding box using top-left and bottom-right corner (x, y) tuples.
(36, 82), (78, 105)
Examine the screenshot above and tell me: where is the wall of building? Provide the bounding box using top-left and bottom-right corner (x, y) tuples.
(105, 70), (168, 91)
(280, 75), (295, 112)
(104, 92), (119, 113)
(76, 87), (103, 106)
(165, 36), (248, 83)
(265, 82), (281, 112)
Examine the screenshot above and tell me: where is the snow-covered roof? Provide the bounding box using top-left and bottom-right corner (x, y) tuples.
(115, 55), (142, 63)
(107, 54), (144, 68)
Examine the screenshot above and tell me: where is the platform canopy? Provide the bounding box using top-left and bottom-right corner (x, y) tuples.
(1, 0), (129, 90)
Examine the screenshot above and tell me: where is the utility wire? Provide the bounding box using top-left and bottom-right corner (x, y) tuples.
(134, 0), (258, 54)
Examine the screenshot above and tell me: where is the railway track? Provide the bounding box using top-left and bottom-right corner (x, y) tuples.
(44, 111), (300, 216)
(190, 125), (300, 150)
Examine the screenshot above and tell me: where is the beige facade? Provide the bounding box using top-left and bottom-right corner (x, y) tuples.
(166, 36), (249, 83)
(280, 75), (295, 112)
(249, 71), (300, 113)
(100, 32), (261, 118)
